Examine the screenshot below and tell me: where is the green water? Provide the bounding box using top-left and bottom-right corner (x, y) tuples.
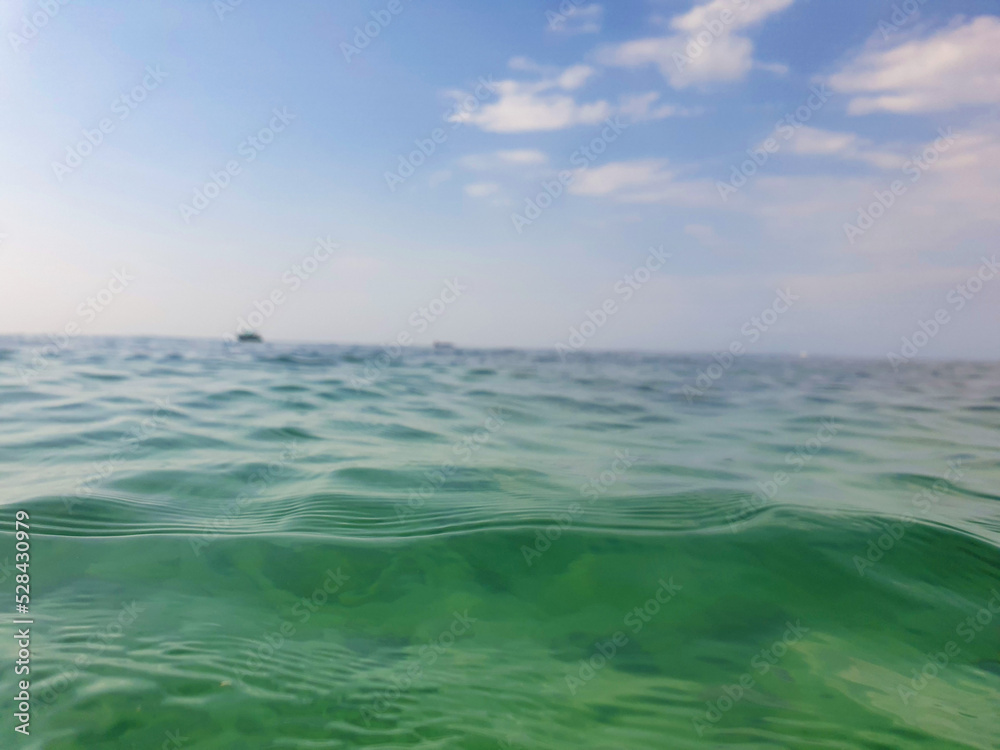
(1, 337), (998, 749)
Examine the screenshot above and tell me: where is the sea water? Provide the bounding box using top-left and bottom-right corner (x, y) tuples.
(1, 336), (998, 748)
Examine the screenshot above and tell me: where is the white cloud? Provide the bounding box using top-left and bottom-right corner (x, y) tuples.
(786, 126), (904, 168)
(828, 16), (1000, 114)
(448, 62), (610, 133)
(671, 0), (795, 33)
(459, 150), (548, 171)
(788, 127), (859, 156)
(464, 182), (500, 198)
(568, 159), (715, 204)
(720, 118), (1000, 259)
(549, 3), (603, 35)
(449, 60), (691, 133)
(556, 64), (597, 91)
(598, 0), (795, 88)
(618, 92), (700, 122)
(756, 61), (790, 76)
(497, 149), (548, 165)
(569, 159), (673, 196)
(507, 56), (545, 74)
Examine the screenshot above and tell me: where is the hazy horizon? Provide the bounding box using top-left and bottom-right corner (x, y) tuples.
(3, 0), (999, 364)
(6, 331), (1000, 366)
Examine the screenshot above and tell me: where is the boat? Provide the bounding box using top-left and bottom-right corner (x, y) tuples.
(433, 341), (455, 351)
(237, 331), (263, 343)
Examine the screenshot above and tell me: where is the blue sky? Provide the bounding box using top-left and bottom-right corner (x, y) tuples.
(2, 0), (999, 360)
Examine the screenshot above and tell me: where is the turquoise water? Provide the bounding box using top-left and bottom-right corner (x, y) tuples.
(1, 336), (999, 749)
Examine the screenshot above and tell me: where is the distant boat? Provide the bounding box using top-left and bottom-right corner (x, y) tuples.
(237, 331), (262, 343)
(433, 341), (455, 351)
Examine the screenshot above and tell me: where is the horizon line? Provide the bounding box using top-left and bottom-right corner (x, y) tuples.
(1, 332), (999, 365)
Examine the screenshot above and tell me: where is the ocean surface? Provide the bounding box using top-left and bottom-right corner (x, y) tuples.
(1, 336), (998, 749)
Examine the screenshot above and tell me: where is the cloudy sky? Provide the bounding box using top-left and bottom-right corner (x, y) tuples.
(2, 0), (999, 359)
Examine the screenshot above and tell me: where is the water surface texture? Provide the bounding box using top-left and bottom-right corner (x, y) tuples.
(1, 337), (998, 749)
